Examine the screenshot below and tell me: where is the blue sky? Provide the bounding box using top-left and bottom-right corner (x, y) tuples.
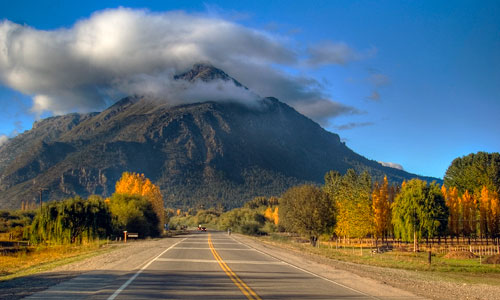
(0, 0), (499, 179)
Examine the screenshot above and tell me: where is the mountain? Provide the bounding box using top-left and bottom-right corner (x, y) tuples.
(0, 64), (439, 209)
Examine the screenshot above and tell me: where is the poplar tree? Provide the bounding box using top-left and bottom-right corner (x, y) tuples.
(480, 186), (500, 238)
(373, 176), (391, 242)
(442, 186), (460, 239)
(461, 190), (476, 239)
(115, 172), (165, 231)
(326, 169), (373, 239)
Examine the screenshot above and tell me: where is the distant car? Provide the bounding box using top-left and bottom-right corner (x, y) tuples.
(201, 227), (207, 231)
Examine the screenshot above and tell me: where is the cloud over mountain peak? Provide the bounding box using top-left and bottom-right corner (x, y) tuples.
(0, 8), (361, 124)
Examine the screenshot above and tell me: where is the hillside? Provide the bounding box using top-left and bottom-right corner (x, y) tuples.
(0, 65), (438, 209)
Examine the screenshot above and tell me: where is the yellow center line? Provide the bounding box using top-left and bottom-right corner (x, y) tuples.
(208, 233), (262, 300)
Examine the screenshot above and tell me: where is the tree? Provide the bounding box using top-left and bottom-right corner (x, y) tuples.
(264, 206), (273, 221)
(442, 186), (460, 239)
(115, 172), (165, 231)
(490, 189), (500, 238)
(480, 185), (500, 238)
(108, 194), (159, 237)
(279, 185), (335, 246)
(272, 207), (279, 225)
(373, 176), (391, 241)
(392, 179), (448, 249)
(325, 169), (373, 239)
(263, 206), (280, 226)
(460, 190), (476, 239)
(444, 152), (500, 195)
(30, 196), (112, 244)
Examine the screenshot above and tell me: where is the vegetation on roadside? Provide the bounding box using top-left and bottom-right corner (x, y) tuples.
(1, 151), (499, 280)
(171, 151), (500, 256)
(0, 210), (36, 241)
(30, 196), (112, 244)
(261, 233), (500, 285)
(0, 241), (112, 281)
(1, 172), (165, 247)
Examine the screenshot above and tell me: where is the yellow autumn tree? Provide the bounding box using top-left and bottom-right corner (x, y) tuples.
(372, 176), (391, 242)
(460, 190), (476, 239)
(489, 189), (500, 238)
(331, 170), (373, 239)
(264, 206), (273, 221)
(115, 172), (165, 231)
(264, 206), (280, 225)
(480, 186), (500, 238)
(272, 207), (279, 225)
(442, 186), (460, 239)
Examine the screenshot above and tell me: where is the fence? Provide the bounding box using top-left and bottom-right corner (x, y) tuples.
(320, 237), (500, 255)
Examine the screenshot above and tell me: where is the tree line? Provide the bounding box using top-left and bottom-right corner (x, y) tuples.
(28, 172), (165, 244)
(279, 152), (500, 246)
(172, 152), (499, 248)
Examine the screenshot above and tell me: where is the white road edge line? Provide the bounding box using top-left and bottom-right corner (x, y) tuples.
(107, 238), (187, 300)
(231, 235), (380, 300)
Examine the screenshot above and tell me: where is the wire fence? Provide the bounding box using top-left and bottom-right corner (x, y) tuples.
(319, 237), (500, 255)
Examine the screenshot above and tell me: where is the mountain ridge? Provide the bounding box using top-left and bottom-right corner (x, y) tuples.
(0, 65), (439, 209)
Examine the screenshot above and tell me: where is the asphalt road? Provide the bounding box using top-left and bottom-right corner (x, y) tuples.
(26, 232), (387, 299)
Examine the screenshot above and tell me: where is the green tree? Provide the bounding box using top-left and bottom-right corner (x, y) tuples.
(279, 185), (335, 246)
(392, 179), (448, 248)
(30, 196), (112, 244)
(444, 152), (500, 195)
(108, 194), (159, 237)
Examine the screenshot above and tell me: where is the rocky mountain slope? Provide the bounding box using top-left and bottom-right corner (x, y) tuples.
(0, 65), (438, 209)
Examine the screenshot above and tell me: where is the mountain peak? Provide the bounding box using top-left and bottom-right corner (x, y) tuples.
(174, 63), (245, 88)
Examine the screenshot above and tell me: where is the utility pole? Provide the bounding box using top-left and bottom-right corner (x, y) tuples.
(39, 188), (48, 212)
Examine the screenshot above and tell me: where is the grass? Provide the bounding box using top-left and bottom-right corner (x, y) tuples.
(262, 234), (500, 286)
(0, 241), (115, 281)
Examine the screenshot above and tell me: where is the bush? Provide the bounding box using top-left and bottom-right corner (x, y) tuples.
(218, 208), (266, 235)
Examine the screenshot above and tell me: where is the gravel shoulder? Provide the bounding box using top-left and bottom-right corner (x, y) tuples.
(235, 234), (500, 300)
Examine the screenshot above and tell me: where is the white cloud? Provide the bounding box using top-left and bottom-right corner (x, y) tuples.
(306, 42), (360, 66)
(0, 135), (8, 147)
(334, 122), (374, 130)
(369, 73), (390, 87)
(366, 72), (390, 101)
(367, 90), (380, 101)
(0, 8), (362, 123)
(379, 161), (404, 171)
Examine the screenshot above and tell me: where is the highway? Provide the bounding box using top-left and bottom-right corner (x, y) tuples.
(26, 231), (418, 299)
